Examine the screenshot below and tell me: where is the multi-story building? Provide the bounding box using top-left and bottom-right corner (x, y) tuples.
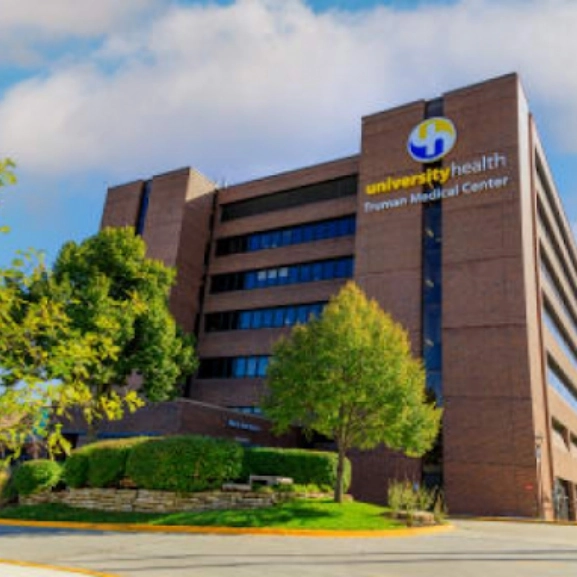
(93, 73), (577, 520)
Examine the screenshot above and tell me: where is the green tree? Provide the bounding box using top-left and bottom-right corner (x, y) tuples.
(51, 227), (197, 438)
(0, 161), (106, 461)
(263, 281), (442, 503)
(0, 158), (16, 233)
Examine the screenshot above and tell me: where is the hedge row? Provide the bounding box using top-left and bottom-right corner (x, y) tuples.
(126, 436), (244, 492)
(33, 436), (352, 495)
(64, 437), (149, 489)
(243, 448), (351, 491)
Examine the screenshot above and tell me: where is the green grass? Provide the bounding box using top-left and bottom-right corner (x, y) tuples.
(0, 500), (405, 531)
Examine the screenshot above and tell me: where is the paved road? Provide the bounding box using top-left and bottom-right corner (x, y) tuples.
(0, 520), (576, 577)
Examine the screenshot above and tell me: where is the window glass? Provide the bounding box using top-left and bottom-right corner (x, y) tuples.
(248, 235), (260, 252)
(274, 308), (285, 327)
(245, 272), (257, 290)
(322, 260), (335, 279)
(288, 266), (299, 284)
(267, 268), (278, 286)
(297, 305), (309, 323)
(246, 357), (258, 378)
(303, 225), (314, 242)
(344, 258), (354, 277)
(285, 307), (297, 325)
(232, 357), (247, 378)
(257, 357), (269, 377)
(299, 264), (311, 282)
(312, 263), (323, 281)
(252, 310), (262, 329)
(270, 231), (281, 248)
(239, 311), (251, 330)
(260, 233), (271, 250)
(292, 226), (303, 244)
(311, 303), (324, 318)
(325, 221), (337, 238)
(256, 270), (267, 288)
(282, 229), (292, 245)
(278, 267), (289, 285)
(262, 309), (273, 328)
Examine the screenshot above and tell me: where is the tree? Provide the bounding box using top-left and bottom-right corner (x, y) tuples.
(0, 160), (103, 461)
(263, 281), (442, 503)
(0, 158), (16, 233)
(50, 227), (197, 438)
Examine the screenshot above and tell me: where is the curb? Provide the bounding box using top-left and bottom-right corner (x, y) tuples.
(0, 558), (117, 577)
(461, 516), (577, 527)
(0, 518), (454, 538)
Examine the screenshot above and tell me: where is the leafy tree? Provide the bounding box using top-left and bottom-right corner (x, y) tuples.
(263, 281), (442, 503)
(0, 158), (16, 233)
(0, 161), (102, 461)
(50, 227), (197, 438)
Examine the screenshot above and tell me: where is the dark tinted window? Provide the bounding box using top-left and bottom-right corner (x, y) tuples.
(220, 175), (357, 222)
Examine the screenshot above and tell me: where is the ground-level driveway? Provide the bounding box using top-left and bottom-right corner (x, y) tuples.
(0, 520), (576, 577)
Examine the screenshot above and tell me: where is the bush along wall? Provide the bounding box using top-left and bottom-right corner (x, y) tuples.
(12, 460), (62, 496)
(243, 448), (351, 492)
(125, 435), (244, 492)
(64, 437), (149, 489)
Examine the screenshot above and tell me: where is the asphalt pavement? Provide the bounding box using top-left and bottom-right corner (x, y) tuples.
(0, 520), (576, 577)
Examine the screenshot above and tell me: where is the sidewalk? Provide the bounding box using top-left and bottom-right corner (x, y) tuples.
(0, 560), (116, 577)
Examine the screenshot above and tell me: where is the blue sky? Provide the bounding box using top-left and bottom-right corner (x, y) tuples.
(1, 0), (577, 267)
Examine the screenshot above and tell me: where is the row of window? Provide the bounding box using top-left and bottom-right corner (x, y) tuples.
(541, 258), (577, 341)
(548, 362), (577, 415)
(216, 215), (356, 256)
(229, 406), (263, 415)
(198, 356), (270, 379)
(205, 302), (326, 332)
(210, 257), (354, 293)
(220, 175), (358, 222)
(543, 307), (577, 373)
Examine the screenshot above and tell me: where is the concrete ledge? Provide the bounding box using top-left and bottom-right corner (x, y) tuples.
(0, 518), (454, 538)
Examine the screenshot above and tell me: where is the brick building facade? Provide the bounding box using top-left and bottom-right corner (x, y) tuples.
(85, 73), (577, 519)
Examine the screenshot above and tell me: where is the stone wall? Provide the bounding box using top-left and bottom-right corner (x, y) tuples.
(19, 488), (327, 513)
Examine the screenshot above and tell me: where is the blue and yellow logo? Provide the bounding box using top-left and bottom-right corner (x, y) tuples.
(407, 117), (457, 163)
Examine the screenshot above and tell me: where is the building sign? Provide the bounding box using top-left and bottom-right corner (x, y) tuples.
(407, 117), (457, 163)
(364, 117), (511, 213)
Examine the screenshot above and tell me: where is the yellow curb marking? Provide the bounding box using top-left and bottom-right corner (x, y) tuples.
(0, 518), (454, 538)
(0, 558), (118, 577)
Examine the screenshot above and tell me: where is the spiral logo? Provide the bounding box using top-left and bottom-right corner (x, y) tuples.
(407, 117), (457, 163)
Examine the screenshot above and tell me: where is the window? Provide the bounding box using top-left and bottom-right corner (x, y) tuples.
(221, 176), (357, 221)
(548, 361), (577, 415)
(215, 215), (356, 256)
(198, 356), (271, 379)
(205, 302), (328, 332)
(210, 257), (354, 294)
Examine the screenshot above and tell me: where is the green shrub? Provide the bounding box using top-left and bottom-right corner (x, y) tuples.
(0, 467), (16, 503)
(387, 480), (434, 513)
(126, 435), (244, 492)
(64, 437), (149, 489)
(86, 437), (149, 488)
(63, 448), (90, 488)
(243, 448), (351, 491)
(12, 460), (62, 496)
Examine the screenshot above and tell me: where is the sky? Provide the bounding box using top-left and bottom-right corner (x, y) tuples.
(1, 0), (577, 267)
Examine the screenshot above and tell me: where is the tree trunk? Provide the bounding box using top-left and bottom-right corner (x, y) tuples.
(334, 441), (346, 503)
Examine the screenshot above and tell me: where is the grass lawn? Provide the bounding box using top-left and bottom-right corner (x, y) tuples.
(0, 499), (406, 531)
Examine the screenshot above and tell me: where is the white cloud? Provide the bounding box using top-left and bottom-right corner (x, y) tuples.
(0, 0), (576, 185)
(0, 0), (161, 37)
